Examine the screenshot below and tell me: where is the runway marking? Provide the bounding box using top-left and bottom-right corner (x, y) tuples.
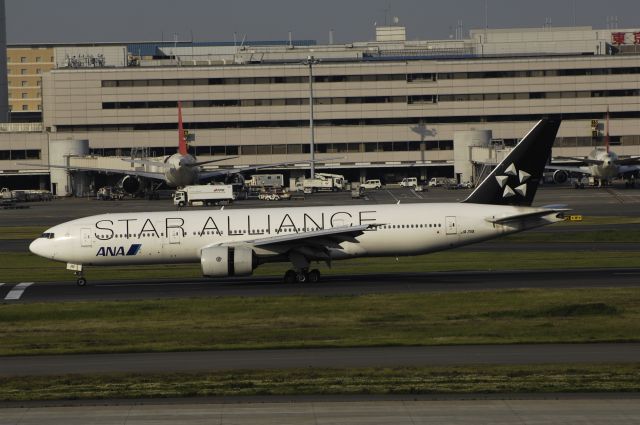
(4, 282), (34, 300)
(410, 189), (423, 199)
(385, 190), (399, 202)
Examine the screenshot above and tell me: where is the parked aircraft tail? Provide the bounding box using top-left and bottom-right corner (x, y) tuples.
(463, 118), (561, 206)
(178, 101), (188, 156)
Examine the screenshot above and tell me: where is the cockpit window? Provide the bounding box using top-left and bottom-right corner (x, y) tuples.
(41, 233), (55, 239)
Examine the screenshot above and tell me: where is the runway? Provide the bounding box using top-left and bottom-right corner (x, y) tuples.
(3, 267), (640, 303)
(3, 398), (640, 425)
(2, 343), (639, 377)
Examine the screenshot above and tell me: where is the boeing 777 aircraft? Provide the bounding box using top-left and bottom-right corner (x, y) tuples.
(30, 119), (564, 286)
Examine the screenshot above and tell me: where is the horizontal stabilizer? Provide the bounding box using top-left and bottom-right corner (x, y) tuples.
(485, 208), (568, 224)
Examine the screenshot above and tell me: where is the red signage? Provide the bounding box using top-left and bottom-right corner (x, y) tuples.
(612, 32), (626, 45)
(635, 32), (640, 45)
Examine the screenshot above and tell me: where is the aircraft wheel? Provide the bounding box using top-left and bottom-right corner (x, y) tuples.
(308, 269), (321, 283)
(296, 272), (308, 283)
(76, 277), (87, 286)
(284, 270), (297, 284)
(178, 201), (185, 207)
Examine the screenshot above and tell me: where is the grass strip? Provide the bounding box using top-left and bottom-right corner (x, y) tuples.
(1, 288), (639, 356)
(3, 250), (640, 283)
(1, 364), (638, 401)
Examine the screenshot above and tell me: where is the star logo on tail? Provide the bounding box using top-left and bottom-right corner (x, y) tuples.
(495, 163), (531, 198)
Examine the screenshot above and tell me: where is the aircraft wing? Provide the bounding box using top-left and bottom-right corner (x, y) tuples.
(545, 164), (589, 174)
(615, 157), (640, 166)
(199, 160), (313, 181)
(554, 156), (603, 166)
(18, 163), (165, 180)
(121, 158), (171, 169)
(209, 224), (376, 260)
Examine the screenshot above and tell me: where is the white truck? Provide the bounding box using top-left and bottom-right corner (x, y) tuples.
(173, 184), (234, 207)
(400, 177), (418, 188)
(360, 179), (382, 190)
(428, 177), (457, 187)
(298, 173), (346, 193)
(247, 174), (284, 189)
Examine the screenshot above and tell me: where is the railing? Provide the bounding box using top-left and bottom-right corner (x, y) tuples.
(0, 122), (44, 132)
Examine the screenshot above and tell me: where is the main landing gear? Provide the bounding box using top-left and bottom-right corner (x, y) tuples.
(283, 268), (321, 284)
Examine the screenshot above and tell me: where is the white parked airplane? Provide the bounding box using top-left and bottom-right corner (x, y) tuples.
(30, 119), (565, 286)
(22, 102), (316, 194)
(548, 112), (640, 187)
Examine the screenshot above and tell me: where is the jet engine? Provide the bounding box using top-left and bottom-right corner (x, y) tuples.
(552, 170), (568, 184)
(118, 175), (144, 195)
(200, 245), (257, 277)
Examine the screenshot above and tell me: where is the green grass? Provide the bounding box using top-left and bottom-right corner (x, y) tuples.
(0, 226), (46, 240)
(1, 364), (639, 401)
(3, 249), (640, 283)
(1, 288), (639, 356)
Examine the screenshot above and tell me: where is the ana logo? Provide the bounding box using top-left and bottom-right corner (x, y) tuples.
(96, 244), (142, 257)
(495, 163), (531, 198)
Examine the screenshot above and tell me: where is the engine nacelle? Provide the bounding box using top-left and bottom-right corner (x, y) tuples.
(553, 170), (568, 184)
(200, 245), (257, 277)
(119, 175), (143, 194)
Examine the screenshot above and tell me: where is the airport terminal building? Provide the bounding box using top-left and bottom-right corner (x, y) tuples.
(1, 25), (640, 194)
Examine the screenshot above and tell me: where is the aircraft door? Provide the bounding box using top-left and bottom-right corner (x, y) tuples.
(445, 216), (457, 235)
(81, 228), (92, 247)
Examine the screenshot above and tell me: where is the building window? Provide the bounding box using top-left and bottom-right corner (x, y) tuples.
(21, 92), (28, 99)
(36, 80), (41, 86)
(20, 69), (27, 75)
(21, 81), (27, 87)
(36, 57), (42, 63)
(20, 57), (26, 63)
(36, 68), (42, 74)
(22, 105), (28, 111)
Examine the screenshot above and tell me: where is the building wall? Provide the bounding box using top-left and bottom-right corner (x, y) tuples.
(6, 46), (54, 112)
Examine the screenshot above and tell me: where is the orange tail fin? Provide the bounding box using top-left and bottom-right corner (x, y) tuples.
(178, 101), (188, 155)
(605, 106), (610, 154)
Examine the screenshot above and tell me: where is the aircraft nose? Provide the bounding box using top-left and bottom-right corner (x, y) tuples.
(29, 238), (53, 259)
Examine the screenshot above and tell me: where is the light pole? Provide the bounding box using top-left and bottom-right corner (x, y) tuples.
(306, 55), (319, 179)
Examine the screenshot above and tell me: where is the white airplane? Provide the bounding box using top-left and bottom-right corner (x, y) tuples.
(548, 113), (640, 187)
(30, 119), (565, 286)
(22, 102), (316, 194)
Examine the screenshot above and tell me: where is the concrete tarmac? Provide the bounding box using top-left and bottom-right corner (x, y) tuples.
(2, 398), (640, 425)
(2, 343), (639, 377)
(3, 268), (640, 303)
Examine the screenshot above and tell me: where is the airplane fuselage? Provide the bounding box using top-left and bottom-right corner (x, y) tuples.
(163, 153), (199, 187)
(30, 203), (562, 268)
(587, 148), (619, 180)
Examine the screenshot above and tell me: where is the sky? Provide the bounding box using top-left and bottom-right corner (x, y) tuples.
(6, 0), (640, 45)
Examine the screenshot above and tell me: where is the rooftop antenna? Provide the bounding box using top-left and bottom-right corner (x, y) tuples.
(233, 32), (237, 47)
(288, 31), (293, 48)
(329, 29), (334, 45)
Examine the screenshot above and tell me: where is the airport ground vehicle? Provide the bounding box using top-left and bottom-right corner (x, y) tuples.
(360, 179), (382, 190)
(400, 177), (418, 188)
(247, 174), (284, 189)
(428, 177), (457, 187)
(173, 184), (234, 207)
(298, 173), (346, 192)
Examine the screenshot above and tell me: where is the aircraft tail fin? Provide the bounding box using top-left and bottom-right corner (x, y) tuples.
(605, 106), (610, 154)
(463, 118), (561, 206)
(178, 101), (188, 156)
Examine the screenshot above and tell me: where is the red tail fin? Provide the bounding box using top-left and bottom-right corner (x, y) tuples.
(178, 101), (188, 156)
(605, 106), (610, 154)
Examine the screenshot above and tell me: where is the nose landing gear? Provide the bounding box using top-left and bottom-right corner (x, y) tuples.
(67, 263), (87, 286)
